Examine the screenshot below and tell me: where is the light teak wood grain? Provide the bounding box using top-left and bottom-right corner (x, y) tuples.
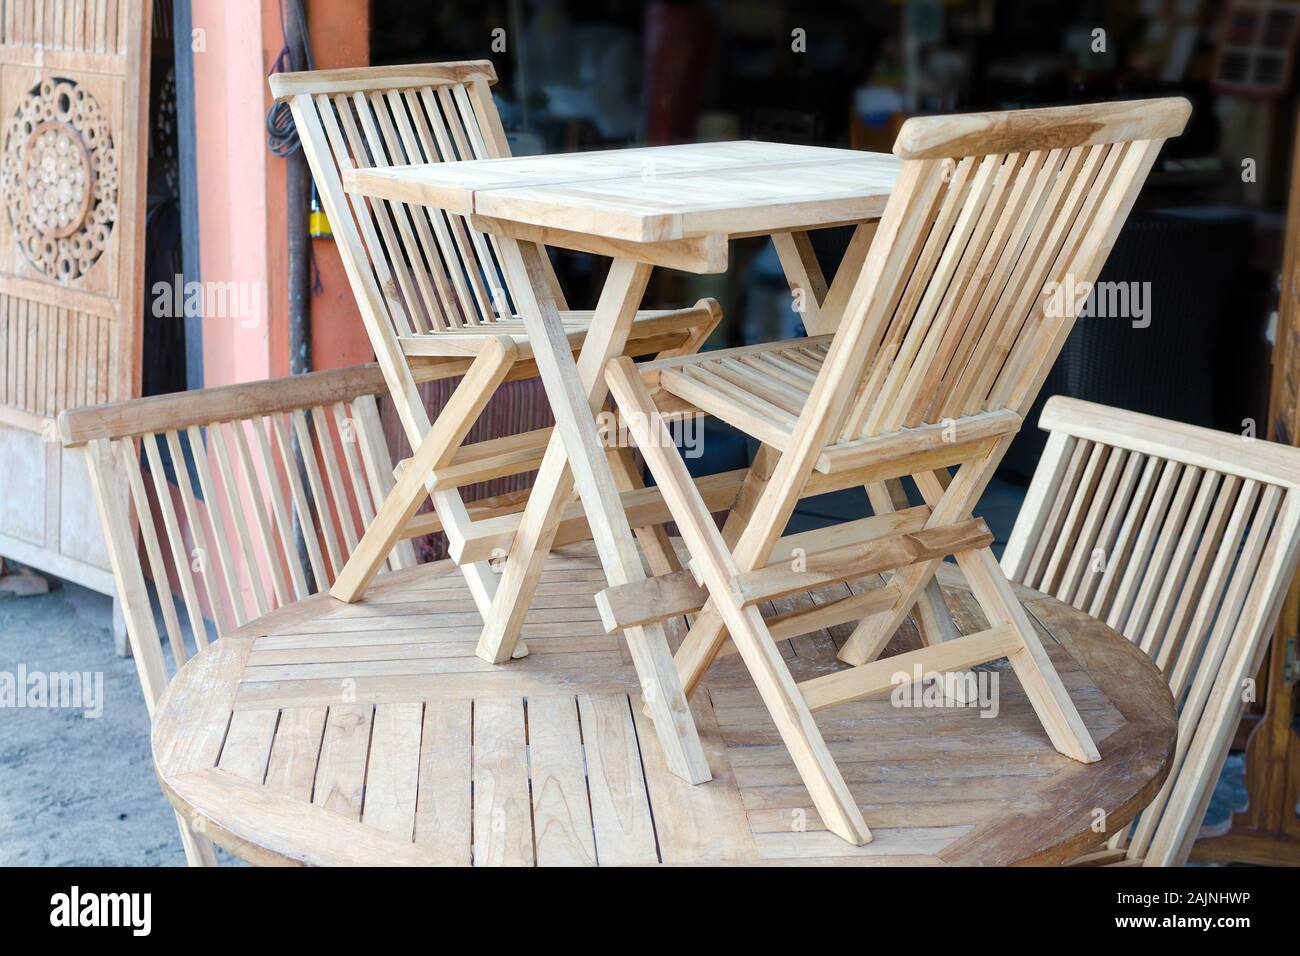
(148, 543), (1176, 867)
(1003, 396), (1300, 866)
(270, 61), (721, 619)
(64, 363), (421, 865)
(600, 98), (1190, 845)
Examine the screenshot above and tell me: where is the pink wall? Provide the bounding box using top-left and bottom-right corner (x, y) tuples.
(191, 0), (272, 389)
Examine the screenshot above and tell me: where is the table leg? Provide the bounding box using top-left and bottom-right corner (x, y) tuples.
(475, 243), (712, 785)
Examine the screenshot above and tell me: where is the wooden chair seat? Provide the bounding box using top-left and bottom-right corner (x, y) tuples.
(399, 304), (715, 358)
(652, 338), (831, 449)
(403, 307), (701, 334)
(648, 336), (1023, 474)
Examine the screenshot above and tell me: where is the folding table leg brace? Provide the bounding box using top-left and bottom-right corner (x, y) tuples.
(328, 336), (520, 606)
(327, 240), (713, 783)
(470, 245), (712, 784)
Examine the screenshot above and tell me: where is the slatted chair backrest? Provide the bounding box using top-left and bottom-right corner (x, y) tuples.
(59, 365), (416, 715)
(801, 99), (1191, 449)
(1003, 397), (1300, 865)
(269, 63), (538, 346)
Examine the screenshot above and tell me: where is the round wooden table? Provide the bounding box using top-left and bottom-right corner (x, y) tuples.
(153, 543), (1176, 866)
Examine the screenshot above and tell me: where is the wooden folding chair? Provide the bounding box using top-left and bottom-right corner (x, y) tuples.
(1003, 397), (1300, 866)
(599, 98), (1192, 845)
(267, 62), (720, 619)
(58, 364), (417, 866)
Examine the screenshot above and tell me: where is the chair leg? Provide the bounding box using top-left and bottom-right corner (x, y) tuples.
(475, 295), (722, 664)
(837, 558), (945, 666)
(607, 444), (686, 653)
(608, 296), (722, 582)
(712, 603), (872, 845)
(676, 470), (965, 691)
(839, 455), (1002, 667)
(175, 810), (218, 866)
(671, 446), (781, 696)
(606, 357), (871, 845)
(608, 444), (683, 578)
(956, 545), (1100, 763)
(330, 338), (518, 603)
(845, 454), (1097, 762)
(474, 256), (655, 666)
(865, 479), (963, 649)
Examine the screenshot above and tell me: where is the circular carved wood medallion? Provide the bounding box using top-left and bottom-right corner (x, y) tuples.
(2, 77), (117, 282)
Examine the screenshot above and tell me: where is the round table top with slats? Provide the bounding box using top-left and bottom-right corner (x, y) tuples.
(152, 542), (1176, 867)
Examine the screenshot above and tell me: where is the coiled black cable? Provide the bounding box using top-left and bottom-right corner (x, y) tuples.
(266, 0), (314, 158)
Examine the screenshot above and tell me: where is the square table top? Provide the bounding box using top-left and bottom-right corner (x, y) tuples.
(343, 141), (901, 244)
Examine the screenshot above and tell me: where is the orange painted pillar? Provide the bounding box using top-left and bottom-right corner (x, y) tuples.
(303, 0), (372, 373)
(191, 0), (371, 389)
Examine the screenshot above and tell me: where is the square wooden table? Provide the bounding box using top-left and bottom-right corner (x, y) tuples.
(344, 141), (901, 785)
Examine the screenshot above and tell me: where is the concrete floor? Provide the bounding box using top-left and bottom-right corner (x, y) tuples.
(0, 479), (1248, 865)
(0, 581), (244, 866)
(0, 582), (186, 865)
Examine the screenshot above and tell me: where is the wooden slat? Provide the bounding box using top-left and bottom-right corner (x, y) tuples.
(894, 97), (1190, 159)
(164, 429), (225, 637)
(269, 61), (498, 99)
(312, 704), (374, 821)
(1084, 454), (1161, 619)
(631, 693), (757, 863)
(226, 418), (292, 607)
(264, 706), (328, 802)
(527, 696), (597, 866)
(290, 408), (344, 581)
(387, 91), (474, 327)
(1138, 469), (1221, 658)
(413, 699), (473, 865)
(82, 437), (170, 712)
(471, 697), (533, 866)
(578, 694), (659, 865)
(249, 414), (310, 599)
(117, 438), (187, 667)
(311, 405), (362, 555)
(187, 423), (260, 624)
(60, 363), (390, 446)
(217, 709), (278, 783)
(799, 625), (1021, 711)
(362, 701), (423, 839)
(1080, 451), (1148, 616)
(142, 432), (210, 650)
(734, 518), (992, 607)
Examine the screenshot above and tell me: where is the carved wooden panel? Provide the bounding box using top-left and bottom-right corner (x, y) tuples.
(0, 1), (150, 597)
